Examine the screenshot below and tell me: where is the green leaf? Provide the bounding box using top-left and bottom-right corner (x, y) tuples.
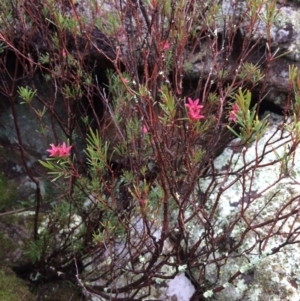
(18, 86), (37, 103)
(227, 125), (240, 138)
(39, 160), (56, 171)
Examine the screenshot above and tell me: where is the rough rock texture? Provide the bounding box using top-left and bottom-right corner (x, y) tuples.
(198, 113), (300, 300)
(2, 1), (300, 300)
(81, 113), (300, 301)
(3, 0), (300, 108)
(185, 0), (300, 108)
(166, 273), (195, 301)
(82, 214), (191, 301)
(61, 0), (300, 107)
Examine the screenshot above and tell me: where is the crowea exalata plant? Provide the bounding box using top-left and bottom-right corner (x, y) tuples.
(1, 0), (299, 299)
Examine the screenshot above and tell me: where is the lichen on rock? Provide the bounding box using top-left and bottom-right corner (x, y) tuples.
(197, 114), (300, 300)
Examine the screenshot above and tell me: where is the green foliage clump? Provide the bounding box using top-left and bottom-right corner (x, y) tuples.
(2, 0), (300, 299)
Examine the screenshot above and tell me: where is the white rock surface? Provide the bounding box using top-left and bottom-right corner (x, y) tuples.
(166, 273), (196, 301)
(198, 115), (300, 300)
(82, 115), (300, 301)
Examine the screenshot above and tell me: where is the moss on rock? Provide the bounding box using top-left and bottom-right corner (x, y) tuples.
(0, 267), (34, 301)
(0, 172), (17, 212)
(0, 231), (15, 263)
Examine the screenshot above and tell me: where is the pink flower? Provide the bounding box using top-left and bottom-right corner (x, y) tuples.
(47, 142), (72, 157)
(59, 142), (72, 157)
(142, 125), (148, 134)
(122, 77), (130, 85)
(185, 97), (203, 111)
(228, 103), (240, 122)
(185, 98), (205, 121)
(229, 111), (237, 122)
(47, 144), (61, 157)
(162, 40), (170, 51)
(188, 109), (205, 121)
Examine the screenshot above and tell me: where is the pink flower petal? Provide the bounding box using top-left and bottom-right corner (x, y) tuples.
(47, 144), (60, 157)
(228, 103), (239, 122)
(185, 98), (202, 110)
(185, 98), (205, 121)
(59, 142), (72, 157)
(142, 125), (148, 134)
(229, 111), (237, 122)
(232, 103), (239, 113)
(189, 111), (205, 121)
(162, 40), (170, 50)
(46, 142), (72, 157)
(189, 97), (199, 107)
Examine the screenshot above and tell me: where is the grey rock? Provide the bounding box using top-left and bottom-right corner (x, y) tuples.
(198, 114), (300, 300)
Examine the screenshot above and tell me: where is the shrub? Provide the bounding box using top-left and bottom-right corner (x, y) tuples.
(0, 0), (299, 300)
